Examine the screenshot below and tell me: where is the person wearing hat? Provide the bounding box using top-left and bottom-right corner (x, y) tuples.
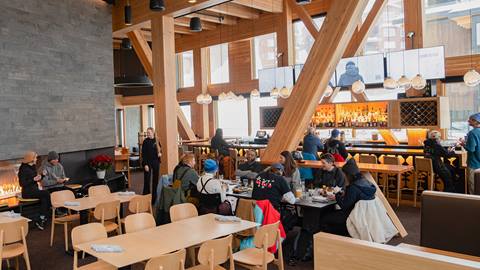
(460, 113), (480, 194)
(18, 151), (51, 230)
(196, 159), (229, 214)
(40, 151), (68, 191)
(313, 153), (345, 188)
(324, 129), (348, 162)
(424, 130), (456, 192)
(251, 163), (296, 210)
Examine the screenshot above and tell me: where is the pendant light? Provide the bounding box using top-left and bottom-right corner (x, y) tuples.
(227, 91), (237, 100)
(236, 95), (245, 101)
(250, 89), (260, 97)
(383, 2), (398, 90)
(324, 85), (333, 97)
(218, 92), (228, 101)
(397, 50), (411, 89)
(124, 0), (132, 25)
(411, 49), (426, 89)
(464, 5), (480, 87)
(271, 87), (280, 98)
(352, 80), (365, 94)
(149, 0), (165, 11)
(279, 67), (291, 98)
(189, 17), (202, 32)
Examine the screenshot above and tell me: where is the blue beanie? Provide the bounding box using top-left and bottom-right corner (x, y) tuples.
(204, 159), (218, 173)
(469, 113), (480, 123)
(331, 129), (340, 138)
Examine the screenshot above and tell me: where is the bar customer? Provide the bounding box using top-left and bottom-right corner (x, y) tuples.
(303, 127), (323, 158)
(460, 113), (480, 194)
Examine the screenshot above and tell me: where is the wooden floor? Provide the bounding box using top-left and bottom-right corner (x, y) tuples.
(7, 171), (421, 270)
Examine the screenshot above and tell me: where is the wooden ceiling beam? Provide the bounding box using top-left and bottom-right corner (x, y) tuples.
(285, 0), (319, 38)
(262, 0), (369, 162)
(175, 17), (217, 30)
(207, 2), (260, 19)
(232, 0), (283, 13)
(184, 13), (237, 25)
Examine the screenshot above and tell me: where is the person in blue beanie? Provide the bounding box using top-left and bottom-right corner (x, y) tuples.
(460, 113), (480, 194)
(197, 159), (229, 214)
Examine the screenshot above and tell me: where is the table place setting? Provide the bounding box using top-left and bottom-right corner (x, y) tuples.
(90, 244), (124, 253)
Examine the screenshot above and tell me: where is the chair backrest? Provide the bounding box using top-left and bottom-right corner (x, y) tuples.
(0, 219), (28, 244)
(315, 232), (480, 270)
(128, 194), (152, 214)
(421, 191), (480, 257)
(88, 185), (111, 197)
(71, 223), (107, 252)
(383, 156), (400, 165)
(170, 203), (198, 222)
(125, 213), (156, 234)
(94, 200), (120, 221)
(415, 157), (433, 173)
(51, 190), (76, 208)
(197, 234), (233, 266)
(253, 221), (280, 249)
(145, 248), (186, 270)
(359, 154), (377, 164)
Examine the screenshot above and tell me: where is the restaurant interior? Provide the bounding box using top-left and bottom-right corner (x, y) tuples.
(1, 0), (480, 269)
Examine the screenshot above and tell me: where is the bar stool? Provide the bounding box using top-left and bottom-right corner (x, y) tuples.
(383, 156), (401, 198)
(359, 154), (378, 185)
(414, 157), (435, 207)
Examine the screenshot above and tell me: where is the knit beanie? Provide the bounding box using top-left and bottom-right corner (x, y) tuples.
(47, 151), (59, 161)
(469, 113), (480, 123)
(204, 159), (218, 173)
(331, 129), (340, 138)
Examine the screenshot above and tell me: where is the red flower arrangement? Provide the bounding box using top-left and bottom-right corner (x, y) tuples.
(89, 155), (113, 171)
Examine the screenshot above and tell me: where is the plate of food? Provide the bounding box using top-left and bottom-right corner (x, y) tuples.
(232, 186), (252, 194)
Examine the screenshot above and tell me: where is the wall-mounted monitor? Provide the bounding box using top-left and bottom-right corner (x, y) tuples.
(386, 46), (445, 80)
(258, 66), (294, 93)
(336, 53), (385, 87)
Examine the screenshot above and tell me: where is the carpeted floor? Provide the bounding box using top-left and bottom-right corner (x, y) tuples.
(9, 171), (421, 270)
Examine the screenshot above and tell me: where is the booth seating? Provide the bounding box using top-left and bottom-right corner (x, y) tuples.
(474, 171), (480, 195)
(421, 191), (480, 257)
(314, 232), (480, 270)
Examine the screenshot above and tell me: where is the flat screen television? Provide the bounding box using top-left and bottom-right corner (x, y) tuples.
(335, 53), (385, 87)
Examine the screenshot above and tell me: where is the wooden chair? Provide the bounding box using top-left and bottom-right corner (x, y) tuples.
(382, 156), (401, 197)
(93, 200), (122, 235)
(233, 221), (284, 270)
(50, 190), (80, 251)
(121, 194), (153, 225)
(124, 213), (156, 234)
(414, 157), (435, 207)
(359, 154), (378, 185)
(71, 223), (116, 270)
(88, 185), (111, 197)
(0, 219), (31, 270)
(145, 249), (186, 270)
(187, 234), (234, 270)
(170, 203), (198, 222)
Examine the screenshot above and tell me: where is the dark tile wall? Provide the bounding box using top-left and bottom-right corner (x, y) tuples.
(0, 0), (114, 160)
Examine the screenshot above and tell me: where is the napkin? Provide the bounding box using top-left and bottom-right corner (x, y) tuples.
(91, 244), (124, 253)
(311, 196), (329, 203)
(333, 186), (342, 194)
(64, 201), (81, 206)
(215, 216), (241, 223)
(117, 191), (135, 196)
(1, 211), (21, 218)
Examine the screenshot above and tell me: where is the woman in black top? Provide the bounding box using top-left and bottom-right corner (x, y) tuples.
(18, 151), (51, 230)
(142, 127), (161, 203)
(210, 128), (231, 157)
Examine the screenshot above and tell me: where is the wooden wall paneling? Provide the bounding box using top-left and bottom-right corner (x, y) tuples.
(277, 0), (294, 67)
(152, 15), (179, 174)
(208, 3), (260, 20)
(262, 0), (370, 163)
(445, 54), (480, 77)
(140, 105), (149, 132)
(285, 0), (319, 38)
(232, 0), (283, 13)
(404, 0), (424, 49)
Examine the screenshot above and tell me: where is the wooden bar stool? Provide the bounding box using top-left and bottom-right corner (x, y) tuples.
(0, 219), (31, 270)
(383, 156), (402, 198)
(50, 190), (80, 251)
(71, 223), (116, 270)
(187, 234), (234, 270)
(93, 200), (122, 235)
(414, 157), (435, 207)
(145, 249), (186, 270)
(124, 213), (156, 234)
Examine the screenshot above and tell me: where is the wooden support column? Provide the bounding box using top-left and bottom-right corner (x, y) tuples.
(404, 0), (424, 49)
(152, 16), (178, 174)
(276, 0), (294, 108)
(140, 105), (149, 132)
(285, 0), (318, 38)
(191, 48), (210, 139)
(262, 0), (369, 162)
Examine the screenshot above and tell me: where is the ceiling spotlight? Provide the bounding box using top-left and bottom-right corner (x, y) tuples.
(189, 17), (202, 32)
(411, 74), (427, 90)
(121, 38), (132, 50)
(352, 80), (365, 94)
(296, 0), (312, 5)
(124, 3), (132, 25)
(150, 0), (165, 11)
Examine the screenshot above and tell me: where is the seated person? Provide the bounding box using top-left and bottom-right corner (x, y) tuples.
(211, 128), (231, 157)
(252, 163), (296, 210)
(298, 151), (316, 187)
(313, 153), (345, 188)
(423, 130), (457, 192)
(280, 151), (301, 188)
(172, 153), (199, 195)
(235, 150), (264, 180)
(197, 159), (229, 215)
(18, 151), (51, 230)
(41, 151), (68, 191)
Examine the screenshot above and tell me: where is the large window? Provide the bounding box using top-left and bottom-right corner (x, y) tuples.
(293, 17), (325, 64)
(177, 51), (194, 88)
(253, 33), (277, 78)
(180, 104), (192, 127)
(125, 106), (141, 151)
(446, 82), (480, 139)
(424, 0), (480, 57)
(217, 99), (249, 137)
(250, 96), (278, 136)
(209, 43), (229, 84)
(362, 0), (405, 55)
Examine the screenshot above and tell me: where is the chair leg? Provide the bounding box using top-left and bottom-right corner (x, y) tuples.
(15, 256), (19, 270)
(23, 251), (31, 270)
(64, 223), (69, 252)
(396, 173), (401, 207)
(277, 239), (284, 270)
(7, 259), (10, 268)
(50, 213), (55, 247)
(187, 247), (196, 266)
(413, 171), (418, 207)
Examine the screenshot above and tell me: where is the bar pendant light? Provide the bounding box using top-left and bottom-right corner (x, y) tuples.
(124, 1), (132, 25)
(150, 0), (165, 11)
(189, 17), (202, 32)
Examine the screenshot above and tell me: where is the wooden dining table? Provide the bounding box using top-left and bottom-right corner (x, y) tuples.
(75, 214), (258, 268)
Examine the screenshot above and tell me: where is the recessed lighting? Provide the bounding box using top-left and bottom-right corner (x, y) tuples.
(188, 0), (197, 3)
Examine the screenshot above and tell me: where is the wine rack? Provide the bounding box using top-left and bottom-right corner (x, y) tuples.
(260, 106), (283, 129)
(399, 100), (438, 127)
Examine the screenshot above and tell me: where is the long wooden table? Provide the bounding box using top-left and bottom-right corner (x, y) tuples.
(397, 243), (480, 263)
(75, 214), (257, 268)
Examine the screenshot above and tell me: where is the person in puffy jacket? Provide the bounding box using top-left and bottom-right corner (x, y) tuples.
(423, 130), (456, 192)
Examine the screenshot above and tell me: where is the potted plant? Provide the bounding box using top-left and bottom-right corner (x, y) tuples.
(89, 154), (113, 179)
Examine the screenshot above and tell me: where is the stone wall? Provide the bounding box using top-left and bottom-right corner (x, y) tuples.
(0, 0), (114, 160)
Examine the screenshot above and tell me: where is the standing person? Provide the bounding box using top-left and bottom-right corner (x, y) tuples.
(41, 151), (68, 192)
(18, 151), (51, 230)
(303, 127), (323, 158)
(280, 151), (301, 188)
(460, 113), (480, 194)
(324, 129), (348, 161)
(211, 128), (231, 157)
(142, 127), (161, 203)
(423, 130), (456, 192)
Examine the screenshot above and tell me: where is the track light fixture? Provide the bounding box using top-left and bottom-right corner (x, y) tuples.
(124, 2), (132, 25)
(150, 0), (165, 11)
(189, 17), (202, 32)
